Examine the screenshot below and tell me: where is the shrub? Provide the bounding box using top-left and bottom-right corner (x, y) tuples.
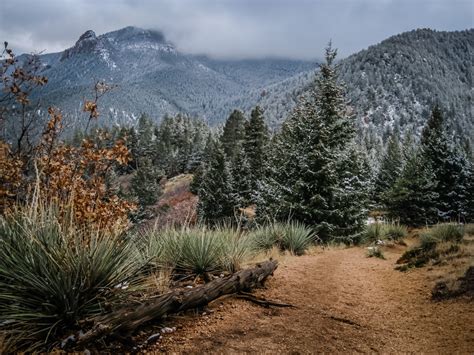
(248, 221), (315, 255)
(362, 223), (384, 244)
(383, 223), (408, 240)
(216, 225), (255, 273)
(420, 232), (439, 250)
(0, 207), (144, 351)
(366, 246), (385, 259)
(247, 224), (279, 251)
(279, 221), (315, 255)
(137, 224), (255, 277)
(430, 223), (464, 243)
(362, 222), (408, 244)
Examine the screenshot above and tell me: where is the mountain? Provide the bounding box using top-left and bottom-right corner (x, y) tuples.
(251, 28), (473, 140)
(19, 27), (473, 142)
(26, 26), (316, 126)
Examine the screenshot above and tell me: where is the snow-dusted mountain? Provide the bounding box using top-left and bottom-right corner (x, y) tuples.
(251, 28), (473, 140)
(27, 26), (316, 125)
(22, 26), (473, 142)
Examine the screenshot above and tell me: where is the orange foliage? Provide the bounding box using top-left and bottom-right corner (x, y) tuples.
(35, 109), (136, 230)
(1, 42), (135, 229)
(0, 142), (23, 212)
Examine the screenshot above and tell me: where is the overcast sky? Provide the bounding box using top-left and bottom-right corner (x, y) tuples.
(1, 0), (472, 60)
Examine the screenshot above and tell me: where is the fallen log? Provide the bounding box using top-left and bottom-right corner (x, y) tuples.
(73, 259), (278, 346)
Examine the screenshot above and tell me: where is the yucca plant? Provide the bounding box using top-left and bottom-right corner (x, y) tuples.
(366, 246), (385, 259)
(420, 232), (439, 250)
(177, 228), (226, 276)
(361, 222), (384, 244)
(383, 223), (408, 240)
(0, 207), (145, 351)
(279, 221), (315, 255)
(430, 223), (464, 243)
(216, 225), (256, 272)
(248, 221), (315, 255)
(247, 224), (280, 251)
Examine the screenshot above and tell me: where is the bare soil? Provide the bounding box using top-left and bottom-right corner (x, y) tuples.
(147, 244), (473, 354)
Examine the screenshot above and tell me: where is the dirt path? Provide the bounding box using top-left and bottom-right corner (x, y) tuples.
(151, 246), (473, 353)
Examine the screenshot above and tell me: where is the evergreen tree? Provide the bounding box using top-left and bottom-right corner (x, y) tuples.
(190, 133), (215, 195)
(131, 157), (163, 208)
(385, 151), (438, 225)
(266, 44), (367, 240)
(137, 113), (155, 158)
(197, 141), (238, 223)
(334, 145), (371, 239)
(420, 106), (473, 221)
(374, 131), (403, 207)
(243, 106), (269, 197)
(231, 147), (253, 207)
(220, 109), (246, 161)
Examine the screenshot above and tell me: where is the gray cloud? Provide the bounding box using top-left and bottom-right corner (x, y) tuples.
(1, 0), (472, 59)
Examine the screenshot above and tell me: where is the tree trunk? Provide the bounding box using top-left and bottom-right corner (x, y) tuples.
(75, 259), (278, 345)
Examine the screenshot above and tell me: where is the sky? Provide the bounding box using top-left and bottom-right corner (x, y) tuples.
(1, 0), (472, 60)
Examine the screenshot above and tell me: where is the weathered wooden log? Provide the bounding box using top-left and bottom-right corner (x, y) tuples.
(74, 259), (278, 345)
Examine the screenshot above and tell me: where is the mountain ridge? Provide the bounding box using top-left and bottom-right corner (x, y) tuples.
(16, 26), (473, 142)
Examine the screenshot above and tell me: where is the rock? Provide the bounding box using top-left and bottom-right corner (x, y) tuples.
(161, 327), (176, 334)
(61, 334), (75, 348)
(147, 333), (162, 343)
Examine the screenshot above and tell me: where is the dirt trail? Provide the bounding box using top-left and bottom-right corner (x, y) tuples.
(153, 246), (473, 353)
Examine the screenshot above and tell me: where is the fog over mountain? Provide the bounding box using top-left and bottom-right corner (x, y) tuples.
(12, 26), (473, 147)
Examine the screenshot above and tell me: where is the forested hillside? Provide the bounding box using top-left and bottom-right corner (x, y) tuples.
(251, 29), (473, 143)
(14, 28), (472, 147)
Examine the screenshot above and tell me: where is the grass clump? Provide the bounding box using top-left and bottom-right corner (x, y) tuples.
(396, 223), (465, 271)
(248, 221), (315, 255)
(430, 223), (464, 242)
(366, 246), (385, 259)
(383, 223), (408, 240)
(464, 223), (474, 236)
(136, 224), (256, 278)
(0, 207), (145, 352)
(362, 222), (408, 244)
(279, 221), (316, 255)
(362, 223), (384, 244)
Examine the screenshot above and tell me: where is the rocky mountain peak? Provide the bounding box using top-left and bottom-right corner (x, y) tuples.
(60, 29), (101, 61)
(78, 30), (97, 42)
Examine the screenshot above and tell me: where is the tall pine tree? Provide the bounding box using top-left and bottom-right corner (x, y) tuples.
(385, 151), (438, 225)
(266, 44), (367, 240)
(243, 106), (269, 183)
(420, 106), (473, 221)
(373, 130), (403, 207)
(197, 141), (238, 223)
(220, 109), (246, 161)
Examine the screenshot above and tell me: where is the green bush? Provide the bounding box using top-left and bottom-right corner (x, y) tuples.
(366, 246), (385, 259)
(279, 221), (315, 255)
(383, 223), (408, 240)
(362, 222), (408, 244)
(419, 232), (439, 250)
(248, 221), (315, 255)
(0, 209), (144, 351)
(247, 224), (280, 251)
(362, 223), (384, 244)
(430, 223), (464, 243)
(137, 224), (255, 277)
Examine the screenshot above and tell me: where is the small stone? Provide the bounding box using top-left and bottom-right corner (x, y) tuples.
(161, 327), (176, 334)
(147, 333), (162, 343)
